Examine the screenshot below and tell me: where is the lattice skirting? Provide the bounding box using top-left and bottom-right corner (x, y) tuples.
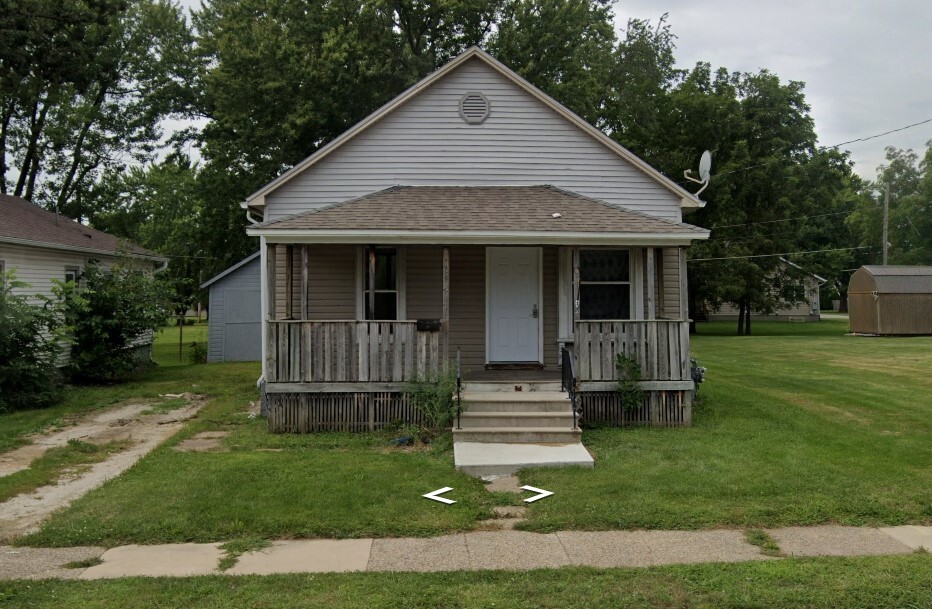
(579, 390), (693, 427)
(266, 392), (423, 433)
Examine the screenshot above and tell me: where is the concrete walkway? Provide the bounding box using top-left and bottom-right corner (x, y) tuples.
(1, 524), (928, 580)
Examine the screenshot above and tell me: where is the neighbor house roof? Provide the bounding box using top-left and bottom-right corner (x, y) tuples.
(858, 265), (932, 294)
(247, 185), (710, 246)
(243, 47), (703, 211)
(0, 193), (164, 260)
(201, 252), (260, 289)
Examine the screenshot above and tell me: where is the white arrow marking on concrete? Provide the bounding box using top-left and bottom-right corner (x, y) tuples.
(520, 485), (554, 503)
(423, 487), (456, 505)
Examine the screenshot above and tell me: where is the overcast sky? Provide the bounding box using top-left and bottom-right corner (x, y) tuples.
(616, 0), (932, 179)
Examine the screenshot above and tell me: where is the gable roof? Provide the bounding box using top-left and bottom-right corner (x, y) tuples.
(0, 194), (164, 261)
(858, 265), (932, 294)
(247, 185), (709, 246)
(200, 252), (260, 289)
(243, 47), (702, 211)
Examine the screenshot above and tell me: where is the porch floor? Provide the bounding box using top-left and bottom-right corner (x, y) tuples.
(463, 367), (561, 383)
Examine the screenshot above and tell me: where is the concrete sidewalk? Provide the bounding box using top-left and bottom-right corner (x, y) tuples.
(1, 524), (928, 580)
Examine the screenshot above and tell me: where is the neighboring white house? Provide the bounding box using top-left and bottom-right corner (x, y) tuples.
(0, 193), (166, 361)
(707, 259), (827, 322)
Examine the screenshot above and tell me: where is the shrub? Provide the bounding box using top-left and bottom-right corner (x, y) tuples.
(0, 272), (65, 411)
(61, 261), (171, 383)
(614, 352), (645, 410)
(187, 341), (208, 365)
(403, 366), (459, 438)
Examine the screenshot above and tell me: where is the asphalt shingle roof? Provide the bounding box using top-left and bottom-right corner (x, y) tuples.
(861, 265), (932, 294)
(0, 194), (161, 259)
(255, 186), (708, 236)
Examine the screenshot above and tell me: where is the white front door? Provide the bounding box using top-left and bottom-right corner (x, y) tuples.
(487, 247), (541, 362)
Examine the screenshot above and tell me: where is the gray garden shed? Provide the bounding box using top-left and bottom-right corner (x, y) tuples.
(848, 265), (932, 335)
(201, 252), (261, 361)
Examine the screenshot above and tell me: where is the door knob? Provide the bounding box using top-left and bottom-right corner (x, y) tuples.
(532, 304), (539, 318)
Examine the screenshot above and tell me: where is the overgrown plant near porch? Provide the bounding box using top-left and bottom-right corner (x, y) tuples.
(614, 352), (644, 410)
(403, 366), (460, 440)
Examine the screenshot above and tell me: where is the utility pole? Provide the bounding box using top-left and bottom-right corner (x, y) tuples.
(882, 182), (889, 265)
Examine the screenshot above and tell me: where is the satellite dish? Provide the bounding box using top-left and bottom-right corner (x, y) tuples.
(684, 150), (712, 196)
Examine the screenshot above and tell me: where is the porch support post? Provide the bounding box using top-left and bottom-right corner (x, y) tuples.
(442, 246), (450, 363)
(266, 243), (277, 321)
(678, 246), (688, 321)
(285, 245), (294, 319)
(367, 246), (376, 320)
(572, 248), (580, 323)
(300, 245), (309, 320)
(646, 247), (656, 320)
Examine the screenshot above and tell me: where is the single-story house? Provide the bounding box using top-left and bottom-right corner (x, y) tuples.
(848, 265), (932, 335)
(707, 259), (827, 322)
(201, 252), (262, 362)
(0, 193), (166, 362)
(242, 47), (710, 441)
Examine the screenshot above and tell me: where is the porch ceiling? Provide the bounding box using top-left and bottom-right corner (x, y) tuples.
(247, 185), (710, 245)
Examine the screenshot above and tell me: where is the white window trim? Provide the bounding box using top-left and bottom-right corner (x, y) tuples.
(571, 247), (642, 322)
(355, 246), (407, 320)
(65, 265), (80, 283)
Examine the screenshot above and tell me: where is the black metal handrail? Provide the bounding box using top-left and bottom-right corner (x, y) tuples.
(455, 349), (462, 430)
(561, 346), (580, 430)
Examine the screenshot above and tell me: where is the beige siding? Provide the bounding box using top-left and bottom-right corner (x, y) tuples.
(710, 275), (820, 320)
(448, 246), (486, 371)
(662, 247), (682, 319)
(406, 246), (442, 319)
(878, 295), (932, 335)
(0, 242), (114, 303)
(272, 245), (356, 320)
(265, 58), (682, 222)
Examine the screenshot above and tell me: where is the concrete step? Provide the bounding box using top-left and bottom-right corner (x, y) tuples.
(452, 427), (582, 444)
(462, 381), (564, 393)
(461, 391), (570, 413)
(458, 411), (576, 429)
(454, 441), (594, 477)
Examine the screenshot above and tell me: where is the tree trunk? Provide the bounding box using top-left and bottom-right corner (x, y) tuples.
(744, 302), (752, 336)
(56, 83), (108, 215)
(0, 99), (14, 194)
(737, 302), (746, 335)
(14, 98), (50, 199)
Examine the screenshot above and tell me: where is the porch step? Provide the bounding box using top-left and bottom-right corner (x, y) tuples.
(462, 381), (564, 393)
(460, 391), (570, 413)
(458, 411), (576, 428)
(452, 427), (582, 444)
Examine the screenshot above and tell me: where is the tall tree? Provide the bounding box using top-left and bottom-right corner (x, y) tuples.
(0, 0), (197, 218)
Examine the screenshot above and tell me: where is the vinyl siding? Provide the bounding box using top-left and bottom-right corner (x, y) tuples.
(542, 246), (559, 365)
(265, 58), (682, 222)
(206, 256), (261, 362)
(662, 247), (682, 319)
(272, 245), (358, 320)
(710, 276), (821, 320)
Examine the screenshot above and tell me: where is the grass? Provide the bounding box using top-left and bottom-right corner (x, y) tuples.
(0, 439), (131, 503)
(517, 320), (932, 532)
(61, 557), (103, 569)
(0, 555), (929, 608)
(744, 529), (782, 557)
(152, 321), (209, 367)
(217, 537), (272, 571)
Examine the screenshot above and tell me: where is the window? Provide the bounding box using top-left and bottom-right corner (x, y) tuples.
(64, 266), (80, 283)
(363, 248), (399, 320)
(578, 249), (631, 320)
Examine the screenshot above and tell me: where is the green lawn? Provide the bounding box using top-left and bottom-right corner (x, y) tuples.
(519, 320), (932, 532)
(152, 320), (209, 367)
(1, 555), (929, 608)
(4, 320), (931, 547)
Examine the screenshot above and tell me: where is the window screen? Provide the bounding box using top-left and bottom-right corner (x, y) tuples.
(578, 250), (631, 320)
(363, 248), (398, 320)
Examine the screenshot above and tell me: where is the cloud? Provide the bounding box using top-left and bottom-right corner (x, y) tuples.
(616, 0), (932, 178)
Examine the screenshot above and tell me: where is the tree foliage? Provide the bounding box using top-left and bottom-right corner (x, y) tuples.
(0, 272), (65, 411)
(61, 261), (171, 383)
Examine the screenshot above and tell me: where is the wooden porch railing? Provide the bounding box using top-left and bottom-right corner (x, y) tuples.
(266, 321), (441, 383)
(574, 320), (690, 382)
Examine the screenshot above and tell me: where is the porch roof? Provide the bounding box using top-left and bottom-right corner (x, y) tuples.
(247, 185), (710, 246)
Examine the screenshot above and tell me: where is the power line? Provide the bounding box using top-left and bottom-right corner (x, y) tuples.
(688, 245), (873, 262)
(712, 117), (932, 179)
(710, 210), (851, 229)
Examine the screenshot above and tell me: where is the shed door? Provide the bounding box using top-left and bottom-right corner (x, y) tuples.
(222, 288), (261, 361)
(487, 247), (541, 362)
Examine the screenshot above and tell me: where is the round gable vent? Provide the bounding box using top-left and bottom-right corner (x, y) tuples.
(459, 92), (490, 124)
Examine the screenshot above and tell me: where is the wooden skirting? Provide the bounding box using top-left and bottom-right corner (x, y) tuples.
(579, 390), (692, 427)
(266, 388), (692, 432)
(267, 391), (423, 433)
